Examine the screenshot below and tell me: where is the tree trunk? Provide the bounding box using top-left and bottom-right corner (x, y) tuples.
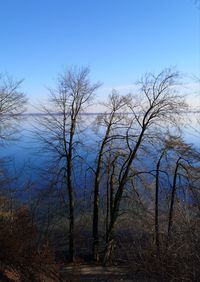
(104, 180), (125, 264)
(104, 128), (145, 263)
(92, 121), (113, 261)
(106, 168), (110, 243)
(92, 173), (100, 261)
(155, 151), (165, 258)
(155, 161), (160, 258)
(109, 161), (115, 220)
(67, 119), (75, 262)
(166, 157), (181, 249)
(67, 157), (75, 262)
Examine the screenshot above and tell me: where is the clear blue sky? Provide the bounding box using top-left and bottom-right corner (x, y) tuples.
(0, 0), (199, 106)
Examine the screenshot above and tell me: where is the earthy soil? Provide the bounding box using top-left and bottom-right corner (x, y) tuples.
(60, 264), (157, 282)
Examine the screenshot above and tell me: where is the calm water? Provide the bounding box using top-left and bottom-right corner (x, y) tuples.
(0, 113), (199, 190)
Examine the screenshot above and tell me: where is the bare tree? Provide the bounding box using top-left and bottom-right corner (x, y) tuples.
(103, 69), (187, 263)
(35, 67), (100, 262)
(154, 146), (166, 258)
(164, 138), (198, 249)
(153, 136), (194, 256)
(92, 91), (129, 260)
(0, 73), (27, 142)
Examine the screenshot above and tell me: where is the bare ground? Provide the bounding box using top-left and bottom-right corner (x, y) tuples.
(60, 264), (157, 282)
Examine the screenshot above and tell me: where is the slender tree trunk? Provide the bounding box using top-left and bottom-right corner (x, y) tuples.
(66, 119), (75, 262)
(69, 199), (74, 262)
(105, 159), (116, 243)
(104, 180), (126, 265)
(92, 148), (107, 260)
(166, 157), (181, 249)
(155, 160), (160, 257)
(106, 168), (110, 243)
(110, 160), (116, 218)
(104, 128), (145, 263)
(92, 121), (113, 261)
(67, 165), (75, 262)
(92, 170), (100, 261)
(155, 151), (165, 258)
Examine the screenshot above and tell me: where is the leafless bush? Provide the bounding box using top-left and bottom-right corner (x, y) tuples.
(0, 203), (63, 281)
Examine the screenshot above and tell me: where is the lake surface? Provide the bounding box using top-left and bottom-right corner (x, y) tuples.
(0, 113), (199, 195)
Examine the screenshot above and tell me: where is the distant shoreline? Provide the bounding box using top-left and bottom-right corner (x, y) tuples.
(20, 110), (200, 116)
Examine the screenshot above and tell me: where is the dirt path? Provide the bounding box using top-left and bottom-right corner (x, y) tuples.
(60, 264), (156, 281)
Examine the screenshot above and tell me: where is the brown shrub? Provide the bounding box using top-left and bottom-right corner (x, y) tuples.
(0, 205), (61, 281)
